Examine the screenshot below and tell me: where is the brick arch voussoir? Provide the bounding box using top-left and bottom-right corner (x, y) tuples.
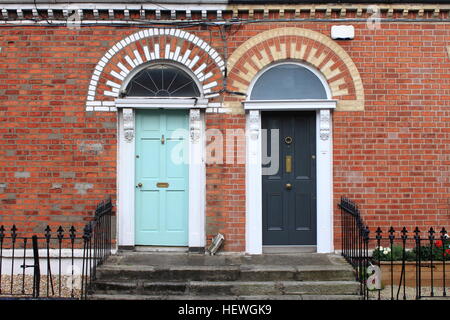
(85, 28), (225, 112)
(227, 27), (364, 111)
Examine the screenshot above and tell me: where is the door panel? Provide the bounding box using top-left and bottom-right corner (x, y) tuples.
(166, 138), (185, 179)
(138, 191), (160, 231)
(135, 109), (189, 246)
(142, 115), (160, 132)
(166, 190), (186, 231)
(262, 111), (317, 245)
(293, 192), (311, 230)
(141, 140), (160, 178)
(267, 192), (283, 231)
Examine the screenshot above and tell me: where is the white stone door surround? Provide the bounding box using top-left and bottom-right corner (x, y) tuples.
(116, 99), (206, 249)
(244, 105), (335, 254)
(244, 61), (336, 254)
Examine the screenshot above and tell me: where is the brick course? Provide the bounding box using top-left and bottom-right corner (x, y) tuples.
(0, 21), (449, 250)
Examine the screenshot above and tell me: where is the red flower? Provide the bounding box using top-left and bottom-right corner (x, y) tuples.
(446, 249), (450, 255)
(435, 240), (443, 248)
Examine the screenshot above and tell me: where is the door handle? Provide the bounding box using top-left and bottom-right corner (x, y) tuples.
(136, 183), (143, 188)
(156, 182), (169, 188)
(285, 183), (292, 190)
(161, 134), (165, 144)
(285, 155), (292, 173)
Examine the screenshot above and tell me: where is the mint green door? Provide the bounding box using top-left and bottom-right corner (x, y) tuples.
(135, 109), (189, 246)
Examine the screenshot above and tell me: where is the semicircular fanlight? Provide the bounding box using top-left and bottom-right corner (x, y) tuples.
(124, 64), (201, 98)
(250, 63), (327, 100)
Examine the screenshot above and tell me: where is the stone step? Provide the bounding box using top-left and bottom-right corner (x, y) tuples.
(104, 252), (354, 269)
(89, 253), (362, 300)
(95, 264), (355, 282)
(92, 280), (360, 296)
(90, 293), (362, 300)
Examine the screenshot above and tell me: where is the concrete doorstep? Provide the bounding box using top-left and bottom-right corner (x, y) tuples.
(89, 252), (362, 300)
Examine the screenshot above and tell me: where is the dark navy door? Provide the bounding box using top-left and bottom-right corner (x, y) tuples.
(262, 111), (317, 245)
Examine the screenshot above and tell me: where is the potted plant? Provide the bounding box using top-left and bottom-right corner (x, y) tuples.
(372, 235), (450, 287)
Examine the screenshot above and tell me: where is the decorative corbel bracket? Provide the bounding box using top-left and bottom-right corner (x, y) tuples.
(123, 108), (134, 142)
(249, 110), (260, 141)
(320, 109), (331, 141)
(189, 109), (201, 143)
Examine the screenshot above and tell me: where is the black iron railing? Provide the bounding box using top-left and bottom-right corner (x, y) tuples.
(0, 197), (112, 300)
(81, 197), (113, 299)
(339, 197), (370, 298)
(339, 197), (450, 300)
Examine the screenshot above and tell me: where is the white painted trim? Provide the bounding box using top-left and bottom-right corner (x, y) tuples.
(247, 61), (333, 100)
(117, 105), (205, 249)
(245, 61), (334, 254)
(245, 110), (262, 255)
(0, 4), (229, 11)
(188, 109), (206, 248)
(85, 28), (224, 111)
(2, 4), (448, 13)
(0, 249), (85, 258)
(245, 108), (334, 254)
(1, 248), (118, 276)
(117, 108), (136, 247)
(118, 61), (206, 99)
(243, 100), (336, 110)
(115, 98), (208, 109)
(315, 109), (333, 253)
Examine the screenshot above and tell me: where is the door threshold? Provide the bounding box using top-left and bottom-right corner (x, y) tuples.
(134, 246), (188, 253)
(262, 245), (317, 254)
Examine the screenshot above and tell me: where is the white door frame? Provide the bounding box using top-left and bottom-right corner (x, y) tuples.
(244, 101), (336, 254)
(116, 98), (206, 249)
(244, 61), (336, 254)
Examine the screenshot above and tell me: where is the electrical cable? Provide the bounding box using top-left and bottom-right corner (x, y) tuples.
(2, 16), (449, 28)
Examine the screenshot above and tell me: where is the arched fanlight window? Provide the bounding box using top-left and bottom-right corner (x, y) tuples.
(250, 63), (327, 100)
(124, 64), (201, 98)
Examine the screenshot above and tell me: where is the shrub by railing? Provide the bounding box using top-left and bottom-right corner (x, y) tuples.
(0, 197), (112, 300)
(339, 197), (450, 300)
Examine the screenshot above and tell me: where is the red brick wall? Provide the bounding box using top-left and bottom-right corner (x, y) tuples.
(0, 27), (121, 234)
(205, 113), (246, 252)
(332, 23), (450, 247)
(0, 21), (449, 250)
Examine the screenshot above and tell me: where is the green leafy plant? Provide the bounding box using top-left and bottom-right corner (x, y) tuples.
(372, 235), (450, 262)
(373, 245), (415, 261)
(412, 238), (450, 261)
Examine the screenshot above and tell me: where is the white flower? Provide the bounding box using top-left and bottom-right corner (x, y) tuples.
(378, 246), (384, 251)
(383, 249), (389, 255)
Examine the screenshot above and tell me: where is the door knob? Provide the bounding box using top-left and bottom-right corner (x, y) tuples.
(285, 183), (292, 190)
(136, 183), (143, 188)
